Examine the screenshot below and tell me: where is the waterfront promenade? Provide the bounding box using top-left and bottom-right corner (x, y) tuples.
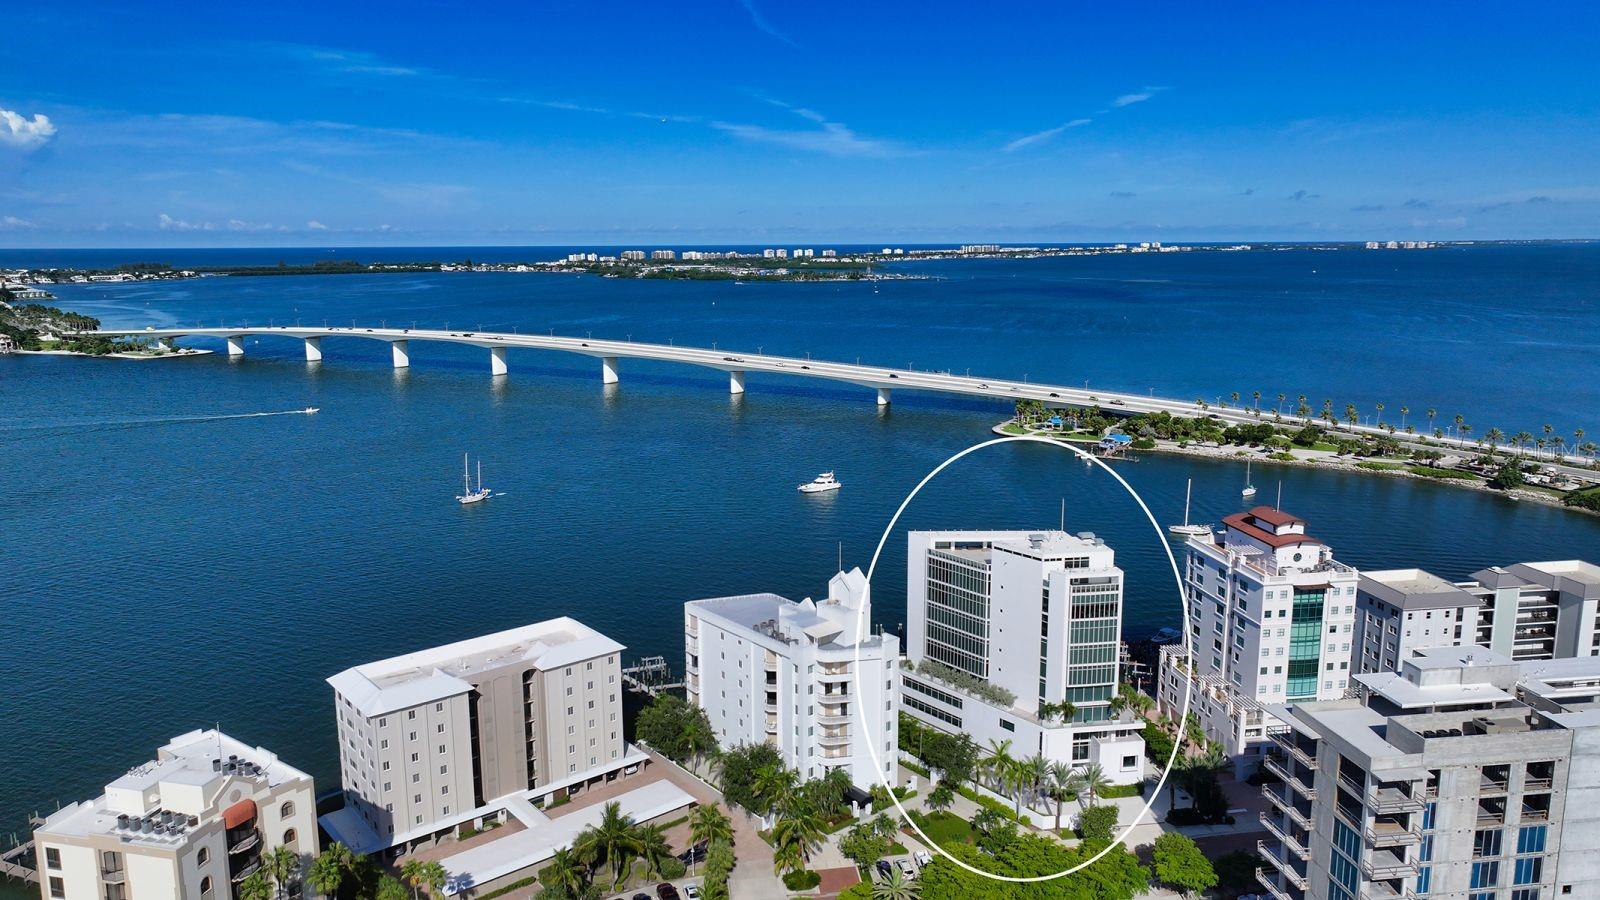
(92, 324), (1594, 470)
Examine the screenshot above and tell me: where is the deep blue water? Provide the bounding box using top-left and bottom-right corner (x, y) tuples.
(2, 244), (1598, 861)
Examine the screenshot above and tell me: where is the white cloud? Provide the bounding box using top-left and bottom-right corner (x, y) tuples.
(1112, 87), (1167, 108)
(1002, 118), (1091, 152)
(739, 0), (799, 48)
(1, 215), (36, 229)
(711, 119), (904, 158)
(158, 213), (207, 231)
(1, 108), (57, 149)
(307, 219), (328, 230)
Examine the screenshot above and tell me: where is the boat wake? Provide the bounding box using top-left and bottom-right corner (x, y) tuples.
(0, 408), (320, 434)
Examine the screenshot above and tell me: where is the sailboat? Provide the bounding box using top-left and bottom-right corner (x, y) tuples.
(1169, 478), (1211, 537)
(456, 453), (491, 505)
(1242, 459), (1258, 499)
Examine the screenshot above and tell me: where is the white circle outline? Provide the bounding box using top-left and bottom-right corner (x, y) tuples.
(851, 434), (1193, 882)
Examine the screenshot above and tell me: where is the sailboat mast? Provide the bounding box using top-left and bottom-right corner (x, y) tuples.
(463, 453), (470, 494)
(1183, 478), (1193, 525)
(477, 460), (482, 492)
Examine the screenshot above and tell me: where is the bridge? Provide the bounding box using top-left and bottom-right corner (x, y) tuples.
(92, 324), (1299, 421)
(89, 324), (1593, 472)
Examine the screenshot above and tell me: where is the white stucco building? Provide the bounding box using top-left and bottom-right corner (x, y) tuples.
(1157, 507), (1361, 775)
(685, 568), (900, 791)
(32, 729), (318, 900)
(900, 530), (1145, 784)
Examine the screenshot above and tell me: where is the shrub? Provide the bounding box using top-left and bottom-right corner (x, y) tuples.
(1077, 804), (1118, 845)
(1131, 437), (1156, 450)
(781, 869), (821, 890)
(1564, 487), (1600, 512)
(1409, 465), (1477, 480)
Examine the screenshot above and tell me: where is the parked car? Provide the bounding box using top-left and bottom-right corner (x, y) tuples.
(875, 860), (893, 879)
(896, 858), (917, 879)
(655, 884), (680, 900)
(683, 885), (702, 900)
(676, 841), (708, 866)
(913, 850), (933, 867)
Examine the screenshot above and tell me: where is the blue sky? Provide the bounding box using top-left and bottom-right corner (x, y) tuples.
(2, 0), (1598, 246)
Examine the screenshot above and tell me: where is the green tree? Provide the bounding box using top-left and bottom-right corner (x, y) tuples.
(714, 742), (785, 814)
(238, 871), (272, 900)
(1076, 805), (1118, 846)
(701, 838), (735, 900)
(1076, 763), (1109, 806)
(1151, 832), (1218, 898)
(770, 801), (825, 875)
(634, 694), (716, 766)
(839, 822), (892, 870)
(308, 843), (354, 898)
(538, 848), (589, 897)
(264, 846), (299, 900)
(636, 823), (675, 880)
(375, 875), (409, 900)
(1492, 459), (1524, 490)
(925, 781), (956, 815)
(872, 868), (919, 899)
(572, 802), (644, 890)
(689, 803), (733, 856)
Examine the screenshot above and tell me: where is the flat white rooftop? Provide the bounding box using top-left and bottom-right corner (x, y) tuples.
(439, 780), (695, 895)
(328, 617), (625, 718)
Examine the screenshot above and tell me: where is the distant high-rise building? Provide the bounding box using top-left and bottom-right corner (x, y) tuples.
(620, 250), (646, 261)
(685, 569), (899, 790)
(650, 250), (675, 260)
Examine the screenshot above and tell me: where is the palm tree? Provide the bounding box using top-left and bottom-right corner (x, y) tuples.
(636, 823), (675, 880)
(264, 846), (298, 900)
(1426, 407), (1437, 434)
(1295, 395), (1310, 419)
(683, 715), (717, 776)
(1576, 428), (1587, 457)
(1017, 754), (1051, 816)
(872, 869), (919, 899)
(572, 801), (645, 890)
(540, 848), (588, 898)
(420, 861), (446, 899)
(1253, 390), (1262, 413)
(1344, 403), (1359, 430)
(1077, 763), (1110, 806)
(308, 843), (354, 898)
(400, 859), (426, 900)
(238, 872), (273, 900)
(752, 764), (799, 819)
(1400, 405), (1410, 430)
(925, 781), (955, 814)
(1047, 761), (1084, 833)
(982, 739), (1015, 793)
(818, 766), (855, 817)
(1486, 427), (1505, 449)
(1374, 402), (1385, 426)
(770, 803), (825, 875)
(690, 804), (734, 851)
(1276, 392), (1286, 415)
(375, 876), (408, 900)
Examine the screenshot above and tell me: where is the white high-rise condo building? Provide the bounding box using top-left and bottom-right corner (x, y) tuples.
(1258, 646), (1600, 900)
(1157, 507), (1360, 775)
(901, 530), (1145, 784)
(1354, 561), (1600, 671)
(32, 730), (317, 900)
(685, 568), (900, 790)
(323, 617), (636, 854)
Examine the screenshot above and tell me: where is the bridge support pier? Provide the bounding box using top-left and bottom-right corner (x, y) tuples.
(304, 337), (322, 362)
(391, 340), (410, 369)
(601, 356), (619, 384)
(226, 336), (245, 357)
(490, 346), (507, 377)
(729, 370), (745, 394)
(876, 387), (891, 406)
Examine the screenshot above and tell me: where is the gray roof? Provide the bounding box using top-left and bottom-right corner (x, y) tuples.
(1360, 568), (1482, 610)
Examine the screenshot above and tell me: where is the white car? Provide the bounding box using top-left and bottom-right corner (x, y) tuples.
(896, 858), (917, 879)
(913, 850), (932, 868)
(683, 885), (702, 900)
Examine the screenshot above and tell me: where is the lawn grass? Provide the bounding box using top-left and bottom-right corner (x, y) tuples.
(1356, 461), (1403, 471)
(1408, 465), (1479, 480)
(908, 810), (975, 847)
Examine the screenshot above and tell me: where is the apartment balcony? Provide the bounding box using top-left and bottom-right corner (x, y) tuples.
(228, 831), (260, 855)
(764, 653), (779, 673)
(1524, 776), (1554, 792)
(686, 620), (699, 637)
(231, 861), (262, 884)
(1255, 869), (1295, 900)
(764, 715), (778, 734)
(1256, 842), (1309, 891)
(1359, 880), (1416, 900)
(815, 713), (851, 726)
(1263, 755), (1316, 799)
(1338, 772), (1424, 813)
(818, 731), (852, 748)
(1361, 847), (1418, 880)
(1258, 813), (1310, 860)
(1363, 819), (1421, 847)
(817, 666), (851, 683)
(100, 868), (126, 885)
(1271, 730), (1317, 768)
(1479, 776), (1509, 794)
(685, 634), (699, 652)
(1261, 785), (1315, 832)
(764, 701), (779, 715)
(820, 748), (851, 760)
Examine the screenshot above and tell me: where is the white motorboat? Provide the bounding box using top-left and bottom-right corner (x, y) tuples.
(1168, 477), (1211, 536)
(303, 407), (320, 414)
(456, 453), (491, 505)
(798, 471), (841, 493)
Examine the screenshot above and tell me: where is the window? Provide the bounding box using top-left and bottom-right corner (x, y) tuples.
(999, 719), (1015, 732)
(48, 877), (64, 899)
(282, 828), (297, 847)
(1514, 856), (1543, 885)
(200, 876), (213, 898)
(45, 848), (60, 870)
(1472, 860), (1501, 889)
(280, 801), (295, 818)
(1518, 825), (1547, 854)
(1475, 828), (1503, 858)
(198, 847), (210, 866)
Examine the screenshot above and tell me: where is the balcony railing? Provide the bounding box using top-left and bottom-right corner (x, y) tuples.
(1255, 868), (1294, 900)
(100, 868), (126, 885)
(1521, 806), (1551, 823)
(1479, 776), (1509, 794)
(816, 713), (851, 726)
(1363, 820), (1421, 847)
(231, 861), (262, 883)
(1271, 730), (1317, 768)
(1359, 880), (1417, 900)
(1256, 842), (1309, 891)
(1369, 785), (1425, 814)
(1361, 848), (1418, 880)
(1258, 813), (1309, 860)
(1261, 785), (1315, 831)
(228, 832), (260, 855)
(1524, 776), (1554, 792)
(818, 732), (851, 747)
(1263, 755), (1317, 799)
